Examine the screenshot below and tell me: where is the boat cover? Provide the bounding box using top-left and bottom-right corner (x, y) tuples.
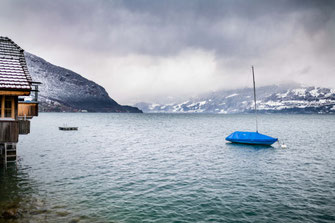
(226, 131), (278, 145)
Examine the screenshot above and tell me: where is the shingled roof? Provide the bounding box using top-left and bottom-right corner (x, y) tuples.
(0, 37), (32, 91)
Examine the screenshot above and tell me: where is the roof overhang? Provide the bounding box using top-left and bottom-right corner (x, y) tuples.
(0, 90), (30, 96)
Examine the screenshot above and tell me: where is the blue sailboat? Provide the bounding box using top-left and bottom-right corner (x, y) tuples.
(225, 66), (278, 146)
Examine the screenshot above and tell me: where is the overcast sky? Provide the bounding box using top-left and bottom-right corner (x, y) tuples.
(1, 0), (335, 104)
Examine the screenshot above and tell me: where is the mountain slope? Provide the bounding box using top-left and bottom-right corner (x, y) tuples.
(25, 52), (142, 113)
(135, 85), (335, 114)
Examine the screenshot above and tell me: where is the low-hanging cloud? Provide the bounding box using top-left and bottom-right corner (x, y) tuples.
(0, 0), (334, 104)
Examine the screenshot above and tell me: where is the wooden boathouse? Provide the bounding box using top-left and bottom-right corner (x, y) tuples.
(0, 37), (39, 166)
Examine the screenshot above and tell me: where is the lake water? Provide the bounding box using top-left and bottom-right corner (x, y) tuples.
(1, 113), (335, 222)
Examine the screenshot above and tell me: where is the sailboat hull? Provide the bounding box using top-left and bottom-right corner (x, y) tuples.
(226, 131), (278, 146)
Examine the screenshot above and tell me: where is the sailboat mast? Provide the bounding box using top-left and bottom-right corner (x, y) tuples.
(252, 66), (258, 132)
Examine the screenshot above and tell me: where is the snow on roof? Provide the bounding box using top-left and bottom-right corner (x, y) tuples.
(0, 37), (32, 90)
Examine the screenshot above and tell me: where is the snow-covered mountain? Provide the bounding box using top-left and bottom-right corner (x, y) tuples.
(25, 52), (142, 113)
(135, 85), (335, 114)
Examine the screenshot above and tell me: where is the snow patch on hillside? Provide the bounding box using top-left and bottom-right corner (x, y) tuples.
(136, 85), (335, 114)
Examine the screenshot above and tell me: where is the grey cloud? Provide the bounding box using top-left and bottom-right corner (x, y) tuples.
(1, 0), (334, 103)
(2, 0), (334, 57)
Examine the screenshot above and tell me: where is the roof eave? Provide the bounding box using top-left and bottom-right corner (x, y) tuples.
(0, 89), (31, 96)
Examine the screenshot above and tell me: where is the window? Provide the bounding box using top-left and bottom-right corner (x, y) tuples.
(1, 96), (15, 119)
(5, 97), (13, 117)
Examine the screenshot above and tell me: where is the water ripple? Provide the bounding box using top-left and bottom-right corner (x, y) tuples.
(0, 113), (334, 222)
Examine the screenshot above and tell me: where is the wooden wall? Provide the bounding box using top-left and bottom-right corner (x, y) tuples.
(18, 102), (38, 118)
(0, 121), (19, 143)
(19, 120), (30, 135)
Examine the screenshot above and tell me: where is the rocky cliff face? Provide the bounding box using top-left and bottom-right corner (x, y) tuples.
(25, 52), (141, 113)
(135, 85), (335, 114)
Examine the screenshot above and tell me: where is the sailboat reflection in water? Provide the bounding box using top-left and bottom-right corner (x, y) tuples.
(226, 66), (278, 146)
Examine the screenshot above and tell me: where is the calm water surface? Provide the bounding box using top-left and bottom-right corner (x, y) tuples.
(1, 113), (335, 222)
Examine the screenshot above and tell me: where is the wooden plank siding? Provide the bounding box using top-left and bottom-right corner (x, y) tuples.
(19, 120), (30, 134)
(0, 121), (19, 142)
(18, 102), (38, 118)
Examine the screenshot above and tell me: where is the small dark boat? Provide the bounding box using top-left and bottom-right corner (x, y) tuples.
(226, 66), (278, 146)
(59, 127), (78, 131)
(226, 131), (278, 146)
